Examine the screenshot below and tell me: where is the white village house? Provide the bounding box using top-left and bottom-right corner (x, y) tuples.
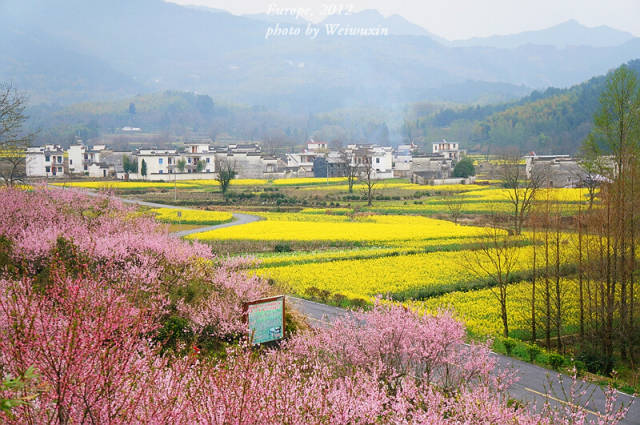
(25, 145), (66, 178)
(24, 138), (470, 182)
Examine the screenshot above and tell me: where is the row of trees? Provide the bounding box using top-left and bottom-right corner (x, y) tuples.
(470, 65), (640, 376)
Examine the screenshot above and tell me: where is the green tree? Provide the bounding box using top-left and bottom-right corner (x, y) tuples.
(177, 158), (186, 173)
(195, 160), (205, 173)
(215, 158), (236, 200)
(122, 155), (137, 174)
(453, 157), (475, 178)
(141, 159), (147, 178)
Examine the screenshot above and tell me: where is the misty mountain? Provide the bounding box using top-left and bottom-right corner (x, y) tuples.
(452, 19), (636, 49)
(0, 22), (142, 105)
(416, 59), (640, 154)
(1, 0), (639, 112)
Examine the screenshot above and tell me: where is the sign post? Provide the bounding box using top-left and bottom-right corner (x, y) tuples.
(244, 296), (285, 345)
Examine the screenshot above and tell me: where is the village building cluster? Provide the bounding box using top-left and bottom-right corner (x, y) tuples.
(24, 139), (591, 188)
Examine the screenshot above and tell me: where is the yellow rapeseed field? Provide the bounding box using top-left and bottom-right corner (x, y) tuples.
(305, 182), (488, 192)
(187, 213), (493, 243)
(272, 177), (348, 185)
(150, 208), (233, 225)
(257, 235), (497, 268)
(56, 181), (198, 189)
(414, 278), (580, 338)
(461, 187), (589, 203)
(257, 245), (538, 302)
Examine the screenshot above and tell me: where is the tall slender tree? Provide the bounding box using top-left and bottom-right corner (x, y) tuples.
(0, 84), (33, 186)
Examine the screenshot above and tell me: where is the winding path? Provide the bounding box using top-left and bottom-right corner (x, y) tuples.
(107, 197), (263, 236)
(51, 186), (263, 237)
(170, 212), (261, 237)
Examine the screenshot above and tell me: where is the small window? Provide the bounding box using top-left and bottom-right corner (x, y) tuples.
(376, 158), (380, 164)
(58, 167), (63, 172)
(84, 165), (88, 171)
(84, 154), (88, 160)
(159, 158), (164, 165)
(206, 158), (210, 163)
(70, 159), (73, 165)
(57, 157), (62, 163)
(159, 170), (163, 174)
(45, 155), (50, 162)
(45, 166), (50, 173)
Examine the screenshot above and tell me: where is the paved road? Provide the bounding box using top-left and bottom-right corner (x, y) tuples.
(50, 186), (262, 237)
(171, 212), (261, 237)
(287, 296), (639, 425)
(102, 196), (263, 237)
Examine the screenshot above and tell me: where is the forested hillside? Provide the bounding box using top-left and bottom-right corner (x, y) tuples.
(404, 59), (640, 154)
(24, 59), (640, 154)
(26, 92), (396, 149)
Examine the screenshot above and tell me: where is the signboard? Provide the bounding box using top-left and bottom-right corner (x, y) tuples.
(244, 296), (285, 345)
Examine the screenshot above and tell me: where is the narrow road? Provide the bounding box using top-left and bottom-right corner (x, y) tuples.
(287, 296), (639, 425)
(171, 213), (261, 237)
(50, 186), (262, 237)
(105, 196), (263, 236)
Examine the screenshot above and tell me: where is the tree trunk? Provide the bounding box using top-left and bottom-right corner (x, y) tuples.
(531, 224), (537, 343)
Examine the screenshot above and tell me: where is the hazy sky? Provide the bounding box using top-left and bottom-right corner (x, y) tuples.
(169, 0), (640, 39)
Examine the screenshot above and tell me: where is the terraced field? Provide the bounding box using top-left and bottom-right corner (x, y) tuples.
(93, 178), (590, 346)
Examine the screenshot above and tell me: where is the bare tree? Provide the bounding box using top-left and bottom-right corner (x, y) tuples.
(215, 157), (236, 201)
(464, 217), (520, 338)
(339, 151), (359, 193)
(442, 193), (464, 224)
(359, 160), (376, 207)
(499, 150), (542, 235)
(0, 84), (33, 186)
(579, 137), (608, 209)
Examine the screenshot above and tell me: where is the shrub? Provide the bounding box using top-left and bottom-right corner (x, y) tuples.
(503, 338), (517, 356)
(576, 348), (609, 374)
(549, 353), (565, 370)
(274, 243), (293, 252)
(526, 344), (541, 363)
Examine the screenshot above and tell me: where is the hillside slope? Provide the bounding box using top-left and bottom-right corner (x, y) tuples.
(410, 59), (640, 154)
(1, 0), (639, 110)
